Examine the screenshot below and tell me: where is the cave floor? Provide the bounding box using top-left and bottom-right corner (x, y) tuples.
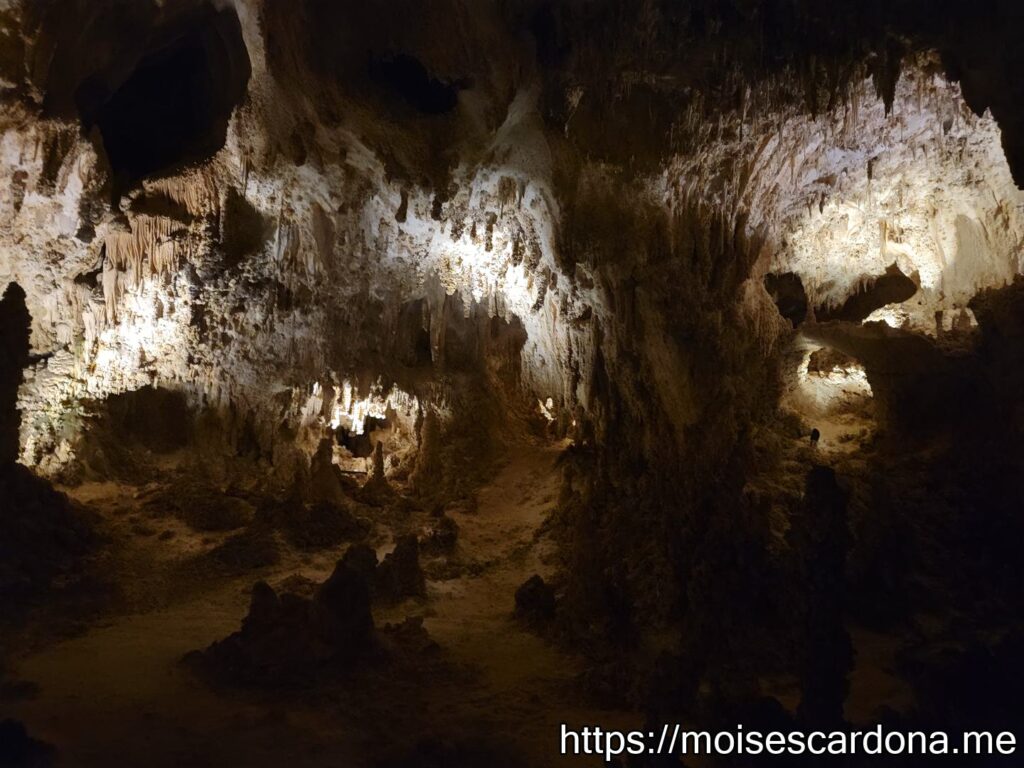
(4, 439), (635, 767)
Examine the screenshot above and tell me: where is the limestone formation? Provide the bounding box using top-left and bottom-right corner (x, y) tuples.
(410, 409), (443, 496)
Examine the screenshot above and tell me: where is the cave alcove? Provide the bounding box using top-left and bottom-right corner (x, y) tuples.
(335, 416), (388, 459)
(100, 386), (194, 454)
(71, 4), (251, 190)
(395, 299), (434, 368)
(368, 53), (463, 115)
(765, 271), (809, 326)
(76, 386), (196, 481)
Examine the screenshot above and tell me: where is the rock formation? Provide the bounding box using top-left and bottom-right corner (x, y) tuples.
(186, 559), (376, 683)
(0, 283), (29, 460)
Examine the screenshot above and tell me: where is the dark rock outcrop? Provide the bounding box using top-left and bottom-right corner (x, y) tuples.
(340, 543), (379, 585)
(0, 464), (96, 617)
(313, 561), (375, 649)
(375, 535), (426, 603)
(0, 282), (96, 616)
(0, 282), (30, 465)
(186, 544), (440, 686)
(789, 466), (851, 729)
(273, 499), (369, 551)
(514, 574), (556, 627)
(421, 514), (459, 554)
(185, 559), (375, 684)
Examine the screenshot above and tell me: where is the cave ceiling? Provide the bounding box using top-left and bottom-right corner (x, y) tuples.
(0, 0), (1021, 474)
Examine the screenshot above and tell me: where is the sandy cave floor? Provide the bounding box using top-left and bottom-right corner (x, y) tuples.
(1, 430), (921, 767)
(4, 438), (639, 767)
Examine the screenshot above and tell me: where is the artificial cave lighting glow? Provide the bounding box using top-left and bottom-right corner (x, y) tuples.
(775, 69), (1024, 323)
(328, 379), (418, 435)
(795, 347), (873, 413)
(435, 234), (537, 315)
(863, 305), (911, 329)
(538, 397), (555, 422)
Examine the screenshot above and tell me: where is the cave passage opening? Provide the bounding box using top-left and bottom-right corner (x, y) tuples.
(368, 53), (462, 115)
(76, 6), (251, 191)
(335, 416), (388, 458)
(785, 338), (876, 454)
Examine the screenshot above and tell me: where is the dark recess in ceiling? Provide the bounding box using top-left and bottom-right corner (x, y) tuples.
(73, 5), (250, 189)
(368, 53), (463, 115)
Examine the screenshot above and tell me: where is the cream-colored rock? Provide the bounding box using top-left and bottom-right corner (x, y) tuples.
(0, 0), (1019, 484)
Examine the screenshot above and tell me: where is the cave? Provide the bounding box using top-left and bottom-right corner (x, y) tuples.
(335, 415), (387, 459)
(3, 2), (1024, 766)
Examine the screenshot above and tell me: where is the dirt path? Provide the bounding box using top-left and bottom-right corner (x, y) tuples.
(425, 438), (573, 690)
(415, 437), (636, 766)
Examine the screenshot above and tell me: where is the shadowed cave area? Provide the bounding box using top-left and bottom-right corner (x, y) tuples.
(3, 2), (1024, 766)
(49, 2), (251, 189)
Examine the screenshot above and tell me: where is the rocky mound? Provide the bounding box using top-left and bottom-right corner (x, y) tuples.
(185, 562), (374, 684)
(185, 545), (433, 685)
(339, 536), (427, 605)
(141, 483), (254, 532)
(513, 574), (556, 628)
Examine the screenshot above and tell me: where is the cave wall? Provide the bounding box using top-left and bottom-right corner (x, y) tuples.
(0, 0), (571, 480)
(2, 1), (1021, 476)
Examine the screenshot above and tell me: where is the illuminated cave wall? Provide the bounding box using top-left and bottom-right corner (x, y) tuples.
(0, 0), (1022, 485)
(0, 0), (575, 478)
(669, 55), (1024, 335)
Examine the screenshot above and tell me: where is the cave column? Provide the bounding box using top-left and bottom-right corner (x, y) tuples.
(0, 282), (30, 464)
